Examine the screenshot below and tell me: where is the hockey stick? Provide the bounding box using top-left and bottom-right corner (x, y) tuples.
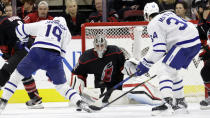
(91, 75), (157, 111)
(99, 71), (138, 98)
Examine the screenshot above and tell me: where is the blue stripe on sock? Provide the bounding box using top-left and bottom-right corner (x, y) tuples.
(173, 86), (183, 91)
(160, 86), (172, 91)
(159, 80), (173, 84)
(7, 81), (17, 88)
(173, 79), (183, 85)
(4, 87), (14, 94)
(69, 92), (77, 100)
(65, 88), (73, 96)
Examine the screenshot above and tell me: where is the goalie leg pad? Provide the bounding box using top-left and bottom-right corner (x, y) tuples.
(55, 83), (82, 104)
(70, 75), (85, 94)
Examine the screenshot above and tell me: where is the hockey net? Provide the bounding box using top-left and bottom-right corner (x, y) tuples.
(81, 22), (204, 104)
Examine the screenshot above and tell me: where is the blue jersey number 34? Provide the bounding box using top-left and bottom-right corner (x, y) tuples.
(166, 17), (187, 30)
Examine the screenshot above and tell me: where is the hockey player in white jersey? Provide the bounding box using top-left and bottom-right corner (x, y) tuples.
(0, 17), (98, 113)
(132, 2), (201, 115)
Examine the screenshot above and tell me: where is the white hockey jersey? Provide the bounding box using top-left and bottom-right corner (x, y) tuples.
(15, 19), (71, 57)
(145, 11), (200, 63)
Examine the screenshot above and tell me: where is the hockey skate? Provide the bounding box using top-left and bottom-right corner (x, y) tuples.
(26, 97), (44, 109)
(151, 97), (174, 116)
(173, 98), (189, 114)
(200, 97), (210, 110)
(0, 98), (8, 113)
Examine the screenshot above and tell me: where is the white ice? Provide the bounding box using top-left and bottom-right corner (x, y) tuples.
(0, 102), (210, 118)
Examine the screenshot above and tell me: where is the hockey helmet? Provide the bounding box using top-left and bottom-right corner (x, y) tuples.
(143, 2), (159, 21)
(192, 0), (209, 9)
(93, 35), (107, 58)
(53, 17), (67, 26)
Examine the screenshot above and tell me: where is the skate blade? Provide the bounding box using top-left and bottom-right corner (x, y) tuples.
(27, 104), (44, 109)
(200, 106), (210, 110)
(151, 109), (174, 116)
(174, 108), (189, 114)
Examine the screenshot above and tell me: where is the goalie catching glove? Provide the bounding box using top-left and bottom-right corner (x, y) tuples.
(136, 58), (154, 76)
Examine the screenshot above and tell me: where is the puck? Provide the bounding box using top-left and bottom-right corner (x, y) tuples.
(76, 108), (82, 111)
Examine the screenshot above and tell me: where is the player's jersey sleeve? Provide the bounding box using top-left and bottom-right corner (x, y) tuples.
(15, 21), (41, 42)
(144, 20), (167, 63)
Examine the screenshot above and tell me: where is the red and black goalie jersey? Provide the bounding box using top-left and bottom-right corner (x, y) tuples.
(72, 45), (126, 89)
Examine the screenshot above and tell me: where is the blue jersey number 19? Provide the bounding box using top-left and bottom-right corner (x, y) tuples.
(45, 24), (62, 42)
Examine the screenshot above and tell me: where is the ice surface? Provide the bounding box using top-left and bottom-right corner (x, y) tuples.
(0, 102), (210, 118)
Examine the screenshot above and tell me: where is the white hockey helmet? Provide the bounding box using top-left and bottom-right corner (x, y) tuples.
(53, 17), (67, 26)
(93, 35), (107, 58)
(143, 2), (159, 21)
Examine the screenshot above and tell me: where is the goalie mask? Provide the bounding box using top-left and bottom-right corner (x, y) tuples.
(93, 35), (107, 58)
(143, 2), (159, 21)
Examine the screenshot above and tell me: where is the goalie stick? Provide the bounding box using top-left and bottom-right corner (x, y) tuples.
(90, 75), (157, 111)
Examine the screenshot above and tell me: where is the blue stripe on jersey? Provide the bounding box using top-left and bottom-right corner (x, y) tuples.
(153, 43), (166, 47)
(69, 92), (77, 100)
(176, 36), (199, 46)
(65, 88), (73, 96)
(173, 79), (183, 85)
(173, 86), (183, 91)
(153, 50), (166, 52)
(143, 58), (154, 64)
(5, 87), (14, 94)
(160, 86), (172, 91)
(159, 79), (173, 84)
(22, 24), (29, 36)
(32, 41), (65, 53)
(7, 81), (17, 88)
(16, 27), (22, 36)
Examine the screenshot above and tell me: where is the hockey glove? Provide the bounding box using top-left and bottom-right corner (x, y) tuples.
(199, 45), (210, 60)
(136, 58), (153, 76)
(16, 41), (27, 50)
(2, 53), (11, 60)
(121, 58), (138, 76)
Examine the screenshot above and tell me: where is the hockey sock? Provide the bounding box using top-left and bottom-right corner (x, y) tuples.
(204, 83), (210, 98)
(22, 76), (40, 99)
(2, 69), (23, 100)
(55, 83), (82, 104)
